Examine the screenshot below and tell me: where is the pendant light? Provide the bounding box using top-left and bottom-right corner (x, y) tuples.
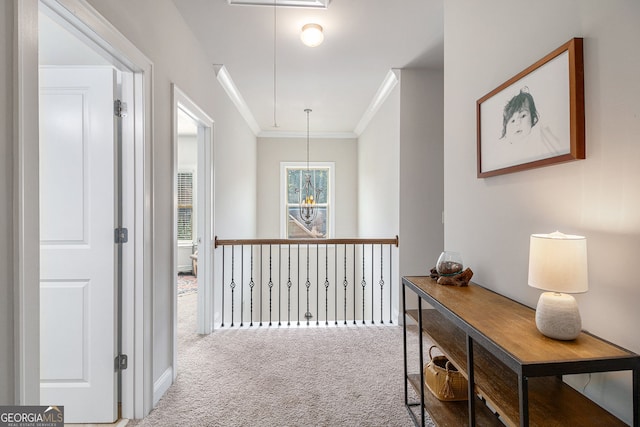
(300, 109), (320, 225)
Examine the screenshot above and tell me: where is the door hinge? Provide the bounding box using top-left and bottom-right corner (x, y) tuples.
(115, 227), (128, 244)
(115, 354), (128, 371)
(114, 99), (128, 118)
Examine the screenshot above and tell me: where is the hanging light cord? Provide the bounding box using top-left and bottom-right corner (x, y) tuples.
(305, 109), (311, 171)
(272, 0), (278, 128)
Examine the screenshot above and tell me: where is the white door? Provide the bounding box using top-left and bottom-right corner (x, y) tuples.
(39, 66), (118, 423)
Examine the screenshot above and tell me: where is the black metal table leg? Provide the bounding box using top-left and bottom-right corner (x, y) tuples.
(518, 374), (529, 426)
(403, 283), (408, 406)
(633, 366), (639, 427)
(418, 297), (425, 426)
(467, 335), (476, 427)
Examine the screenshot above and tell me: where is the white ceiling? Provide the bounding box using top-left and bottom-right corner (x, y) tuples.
(172, 0), (444, 137)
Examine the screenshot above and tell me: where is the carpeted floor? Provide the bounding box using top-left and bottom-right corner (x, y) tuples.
(129, 292), (435, 427)
(177, 273), (198, 296)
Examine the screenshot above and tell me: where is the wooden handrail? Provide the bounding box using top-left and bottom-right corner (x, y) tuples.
(214, 235), (399, 248)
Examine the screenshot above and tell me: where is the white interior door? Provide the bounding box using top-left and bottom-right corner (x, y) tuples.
(196, 121), (214, 334)
(39, 66), (118, 423)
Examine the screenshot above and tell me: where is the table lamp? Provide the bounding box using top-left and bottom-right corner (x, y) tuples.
(528, 231), (588, 340)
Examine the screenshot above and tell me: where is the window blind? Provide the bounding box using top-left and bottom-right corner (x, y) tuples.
(177, 171), (193, 241)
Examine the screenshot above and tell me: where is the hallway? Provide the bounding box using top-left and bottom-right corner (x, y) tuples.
(131, 293), (429, 426)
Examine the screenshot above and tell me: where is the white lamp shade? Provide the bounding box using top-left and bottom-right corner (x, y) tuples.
(528, 231), (588, 294)
(301, 23), (324, 47)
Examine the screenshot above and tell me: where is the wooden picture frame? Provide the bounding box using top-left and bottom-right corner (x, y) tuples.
(477, 38), (584, 178)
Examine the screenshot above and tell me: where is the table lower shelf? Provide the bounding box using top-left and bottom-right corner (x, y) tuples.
(406, 308), (627, 427)
(407, 374), (503, 427)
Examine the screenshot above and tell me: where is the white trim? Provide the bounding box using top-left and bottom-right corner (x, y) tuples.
(280, 162), (335, 239)
(14, 0), (41, 406)
(17, 0), (155, 419)
(213, 65), (260, 135)
(354, 69), (399, 136)
(42, 0), (149, 72)
(152, 367), (173, 407)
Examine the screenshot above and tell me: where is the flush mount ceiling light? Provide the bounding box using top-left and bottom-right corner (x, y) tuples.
(301, 23), (324, 47)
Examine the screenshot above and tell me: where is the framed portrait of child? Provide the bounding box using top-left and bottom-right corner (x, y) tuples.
(476, 38), (585, 178)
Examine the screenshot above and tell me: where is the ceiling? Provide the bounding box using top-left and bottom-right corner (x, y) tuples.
(172, 0), (444, 137)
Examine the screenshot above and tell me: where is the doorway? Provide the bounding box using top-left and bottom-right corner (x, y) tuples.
(39, 5), (123, 422)
(176, 107), (199, 341)
(15, 0), (153, 421)
(172, 85), (214, 377)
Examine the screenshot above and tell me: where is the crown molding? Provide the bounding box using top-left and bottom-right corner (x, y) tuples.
(258, 130), (357, 139)
(213, 64), (261, 135)
(354, 69), (400, 136)
(214, 65), (397, 139)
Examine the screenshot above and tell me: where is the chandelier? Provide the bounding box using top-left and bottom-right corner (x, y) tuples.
(299, 109), (322, 225)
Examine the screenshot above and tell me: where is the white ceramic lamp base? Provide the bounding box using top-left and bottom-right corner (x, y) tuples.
(535, 292), (582, 340)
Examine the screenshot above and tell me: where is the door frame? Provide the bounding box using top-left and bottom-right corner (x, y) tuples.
(14, 0), (155, 419)
(172, 85), (215, 351)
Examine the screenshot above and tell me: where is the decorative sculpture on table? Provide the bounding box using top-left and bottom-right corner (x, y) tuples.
(430, 251), (474, 287)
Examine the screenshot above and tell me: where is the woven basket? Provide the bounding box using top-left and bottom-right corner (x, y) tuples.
(424, 345), (468, 401)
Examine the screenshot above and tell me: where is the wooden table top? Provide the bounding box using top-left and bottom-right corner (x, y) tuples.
(403, 276), (637, 367)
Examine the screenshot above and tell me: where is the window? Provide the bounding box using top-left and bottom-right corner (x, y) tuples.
(177, 171), (194, 241)
(282, 162), (334, 239)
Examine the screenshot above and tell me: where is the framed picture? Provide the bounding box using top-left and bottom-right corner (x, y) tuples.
(477, 38), (584, 178)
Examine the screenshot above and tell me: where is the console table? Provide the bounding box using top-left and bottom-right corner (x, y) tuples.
(402, 276), (640, 427)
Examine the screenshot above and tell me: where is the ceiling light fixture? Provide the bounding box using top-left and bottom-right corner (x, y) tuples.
(301, 23), (324, 47)
(298, 109), (323, 225)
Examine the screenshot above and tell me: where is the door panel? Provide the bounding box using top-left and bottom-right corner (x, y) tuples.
(39, 66), (117, 423)
(40, 281), (88, 380)
(39, 90), (86, 242)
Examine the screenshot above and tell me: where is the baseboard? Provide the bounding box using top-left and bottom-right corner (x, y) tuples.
(177, 264), (192, 273)
(153, 367), (173, 406)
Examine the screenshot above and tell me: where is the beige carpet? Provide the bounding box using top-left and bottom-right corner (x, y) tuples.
(129, 293), (434, 427)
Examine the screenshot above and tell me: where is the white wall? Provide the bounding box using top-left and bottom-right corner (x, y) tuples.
(444, 1), (640, 422)
(257, 137), (357, 238)
(86, 0), (257, 406)
(399, 68), (444, 282)
(0, 0), (15, 405)
(358, 88), (400, 239)
(358, 85), (401, 320)
(177, 135), (197, 170)
(359, 69), (445, 320)
(212, 102), (257, 241)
